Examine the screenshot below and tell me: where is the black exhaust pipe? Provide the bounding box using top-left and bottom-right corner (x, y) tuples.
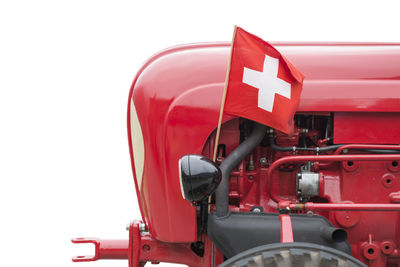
(322, 226), (348, 243)
(215, 122), (267, 217)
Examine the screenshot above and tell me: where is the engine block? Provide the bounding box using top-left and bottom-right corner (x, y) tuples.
(202, 116), (400, 266)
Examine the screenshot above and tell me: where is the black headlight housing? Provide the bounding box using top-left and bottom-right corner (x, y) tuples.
(179, 155), (221, 202)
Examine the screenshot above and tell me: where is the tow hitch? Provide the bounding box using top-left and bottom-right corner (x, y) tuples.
(72, 221), (203, 267)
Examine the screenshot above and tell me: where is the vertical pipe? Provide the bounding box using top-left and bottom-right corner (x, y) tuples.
(215, 123), (267, 217)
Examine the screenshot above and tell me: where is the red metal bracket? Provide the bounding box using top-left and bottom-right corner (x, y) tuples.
(72, 221), (203, 267)
(279, 214), (294, 243)
(71, 238), (129, 262)
(71, 238), (101, 262)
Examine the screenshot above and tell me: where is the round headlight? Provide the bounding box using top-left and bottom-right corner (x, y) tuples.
(179, 155), (221, 202)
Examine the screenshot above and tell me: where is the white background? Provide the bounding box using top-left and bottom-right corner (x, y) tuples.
(1, 1), (399, 266)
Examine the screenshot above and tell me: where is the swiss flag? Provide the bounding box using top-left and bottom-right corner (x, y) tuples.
(223, 26), (305, 134)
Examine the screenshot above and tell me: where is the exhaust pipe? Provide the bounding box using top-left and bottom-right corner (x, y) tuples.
(322, 226), (348, 243)
(215, 122), (267, 217)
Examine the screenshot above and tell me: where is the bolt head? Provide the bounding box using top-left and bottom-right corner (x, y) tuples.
(252, 207), (262, 213)
(259, 157), (267, 165)
(139, 222), (147, 232)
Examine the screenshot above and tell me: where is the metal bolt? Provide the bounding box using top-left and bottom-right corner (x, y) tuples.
(248, 154), (255, 171)
(248, 175), (254, 181)
(306, 211), (314, 216)
(139, 222), (147, 232)
(252, 207), (262, 213)
(259, 157), (268, 166)
(126, 222), (147, 232)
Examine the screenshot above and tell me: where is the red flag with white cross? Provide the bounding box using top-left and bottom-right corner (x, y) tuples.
(223, 26), (305, 134)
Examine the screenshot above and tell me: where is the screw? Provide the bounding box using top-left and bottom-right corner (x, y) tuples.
(248, 154), (255, 171)
(259, 157), (268, 166)
(252, 207), (262, 213)
(139, 222), (146, 232)
(126, 222), (146, 232)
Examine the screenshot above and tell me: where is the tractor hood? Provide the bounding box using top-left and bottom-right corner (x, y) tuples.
(128, 42), (400, 243)
(142, 42), (400, 112)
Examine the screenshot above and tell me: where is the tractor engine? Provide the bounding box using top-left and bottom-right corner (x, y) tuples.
(200, 116), (400, 266)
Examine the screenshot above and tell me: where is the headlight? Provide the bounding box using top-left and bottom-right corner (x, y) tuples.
(179, 155), (221, 202)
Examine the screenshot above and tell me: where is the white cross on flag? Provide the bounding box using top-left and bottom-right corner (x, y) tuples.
(223, 26), (305, 134)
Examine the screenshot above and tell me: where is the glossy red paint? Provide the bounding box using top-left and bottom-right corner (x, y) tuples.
(334, 113), (400, 144)
(72, 221), (222, 267)
(279, 214), (294, 243)
(72, 238), (129, 262)
(127, 42), (400, 243)
(128, 44), (233, 242)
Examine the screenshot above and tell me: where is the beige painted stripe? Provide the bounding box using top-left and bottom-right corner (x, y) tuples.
(130, 98), (145, 190)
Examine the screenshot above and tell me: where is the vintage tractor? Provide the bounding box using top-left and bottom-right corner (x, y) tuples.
(72, 42), (400, 267)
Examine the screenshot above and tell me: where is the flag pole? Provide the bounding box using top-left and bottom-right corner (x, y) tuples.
(213, 25), (237, 162)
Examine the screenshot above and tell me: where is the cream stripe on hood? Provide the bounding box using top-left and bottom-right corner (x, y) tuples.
(130, 98), (145, 190)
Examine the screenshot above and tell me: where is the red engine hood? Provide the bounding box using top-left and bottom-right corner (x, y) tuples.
(150, 42), (400, 112)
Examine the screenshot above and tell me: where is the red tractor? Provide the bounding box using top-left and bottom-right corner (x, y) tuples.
(73, 42), (400, 267)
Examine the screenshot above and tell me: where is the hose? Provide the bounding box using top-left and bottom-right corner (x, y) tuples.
(269, 135), (342, 153)
(270, 136), (400, 154)
(364, 149), (400, 154)
(215, 122), (267, 217)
